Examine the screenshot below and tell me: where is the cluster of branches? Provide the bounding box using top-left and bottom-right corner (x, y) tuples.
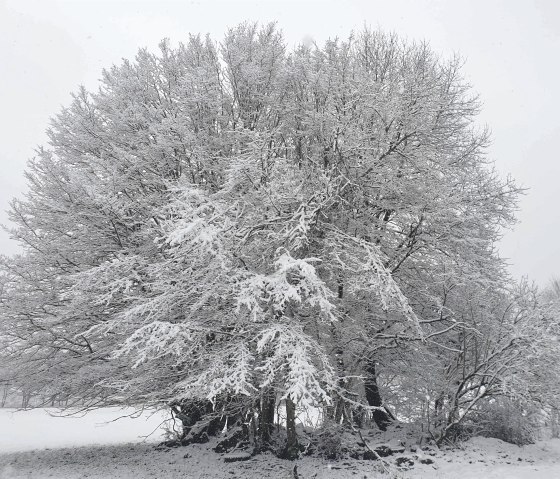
(1, 23), (559, 457)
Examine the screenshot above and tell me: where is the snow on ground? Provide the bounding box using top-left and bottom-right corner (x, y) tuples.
(1, 408), (560, 478)
(0, 408), (167, 453)
(401, 436), (560, 479)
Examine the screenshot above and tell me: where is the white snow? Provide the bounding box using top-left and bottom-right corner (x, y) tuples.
(0, 408), (167, 453)
(1, 408), (560, 478)
(402, 436), (560, 479)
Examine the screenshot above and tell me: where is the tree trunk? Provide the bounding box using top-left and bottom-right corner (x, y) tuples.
(21, 390), (31, 409)
(283, 397), (299, 460)
(331, 279), (346, 425)
(171, 399), (205, 439)
(1, 383), (8, 408)
(551, 406), (559, 439)
(258, 389), (276, 448)
(334, 399), (344, 424)
(364, 355), (394, 431)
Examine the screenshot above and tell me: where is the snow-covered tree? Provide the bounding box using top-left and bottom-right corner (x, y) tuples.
(4, 23), (555, 455)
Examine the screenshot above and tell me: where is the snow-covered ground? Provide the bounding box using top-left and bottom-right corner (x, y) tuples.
(1, 408), (560, 478)
(0, 408), (167, 454)
(403, 436), (560, 479)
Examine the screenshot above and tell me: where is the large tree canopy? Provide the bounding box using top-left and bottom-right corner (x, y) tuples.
(1, 23), (558, 453)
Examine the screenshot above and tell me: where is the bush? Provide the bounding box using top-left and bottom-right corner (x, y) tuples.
(314, 425), (345, 459)
(474, 399), (540, 446)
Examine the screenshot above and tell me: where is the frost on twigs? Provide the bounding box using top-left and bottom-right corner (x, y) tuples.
(331, 233), (423, 337)
(158, 184), (230, 260)
(113, 321), (194, 368)
(175, 344), (257, 400)
(236, 251), (336, 323)
(63, 255), (144, 307)
(256, 323), (335, 407)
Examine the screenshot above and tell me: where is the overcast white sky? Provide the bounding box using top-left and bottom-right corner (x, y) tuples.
(1, 0), (559, 285)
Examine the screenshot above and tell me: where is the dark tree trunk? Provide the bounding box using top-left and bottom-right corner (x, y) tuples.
(1, 383), (8, 408)
(206, 415), (226, 437)
(434, 392), (446, 429)
(334, 400), (344, 424)
(258, 389), (276, 447)
(283, 397), (299, 460)
(21, 390), (31, 408)
(364, 356), (394, 431)
(170, 399), (230, 443)
(331, 279), (346, 424)
(171, 399), (206, 439)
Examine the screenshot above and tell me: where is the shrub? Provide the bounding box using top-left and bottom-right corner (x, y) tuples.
(474, 399), (540, 445)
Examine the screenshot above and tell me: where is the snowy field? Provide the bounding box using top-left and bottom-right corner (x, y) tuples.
(0, 408), (168, 454)
(1, 408), (560, 478)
